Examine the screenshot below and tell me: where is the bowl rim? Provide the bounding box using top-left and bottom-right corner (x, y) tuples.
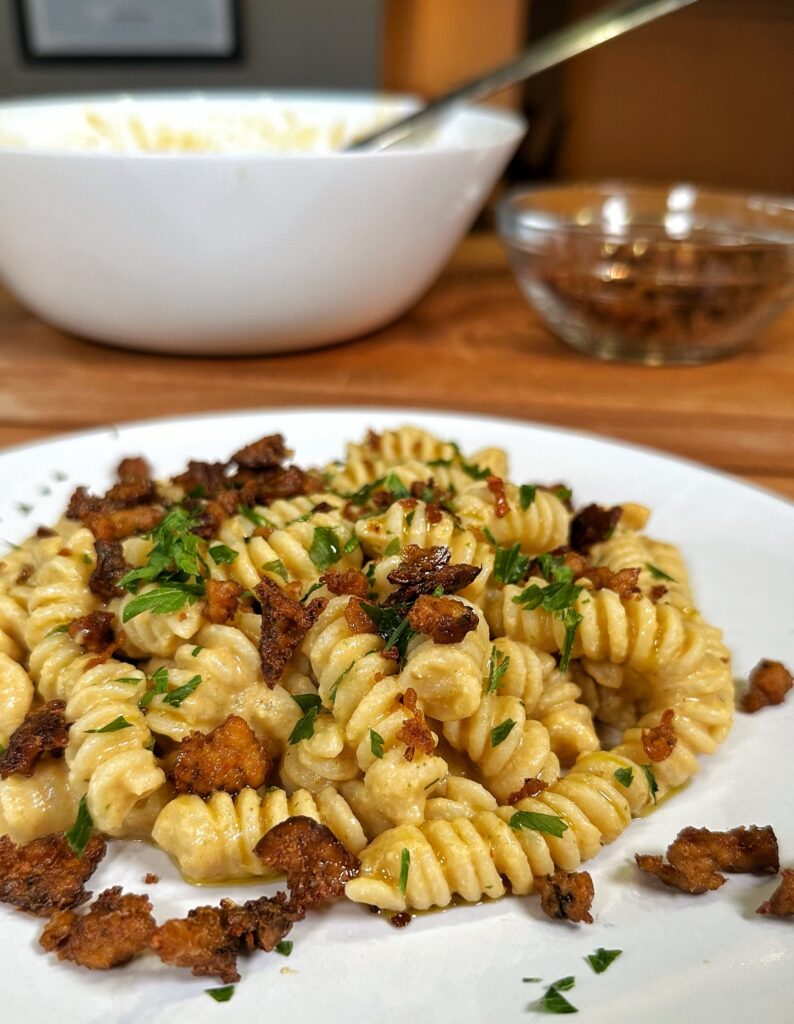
(496, 179), (794, 247)
(0, 88), (527, 161)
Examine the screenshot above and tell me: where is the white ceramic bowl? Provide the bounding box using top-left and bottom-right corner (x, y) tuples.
(0, 92), (525, 354)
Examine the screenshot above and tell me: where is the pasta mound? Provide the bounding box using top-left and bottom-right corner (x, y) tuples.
(0, 424), (734, 917)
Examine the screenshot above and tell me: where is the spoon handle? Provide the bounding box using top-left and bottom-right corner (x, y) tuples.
(347, 0), (698, 152)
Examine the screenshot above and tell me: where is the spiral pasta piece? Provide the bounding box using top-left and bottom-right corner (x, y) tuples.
(590, 528), (695, 612)
(454, 482), (571, 556)
(152, 784), (367, 880)
(492, 582), (710, 676)
(347, 748), (656, 911)
(0, 759), (79, 845)
(23, 528), (98, 650)
(300, 596), (447, 825)
(327, 425), (507, 496)
(0, 652), (34, 745)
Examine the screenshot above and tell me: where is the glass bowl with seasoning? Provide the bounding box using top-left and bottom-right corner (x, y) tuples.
(496, 183), (794, 365)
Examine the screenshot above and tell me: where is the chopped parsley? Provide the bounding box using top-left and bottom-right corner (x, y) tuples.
(509, 811), (568, 838)
(490, 718), (516, 747)
(554, 486), (573, 503)
(289, 694), (323, 744)
(519, 484), (537, 509)
(384, 537), (401, 557)
(115, 676), (142, 684)
(261, 558), (288, 582)
(486, 646), (510, 694)
(398, 848), (411, 895)
(301, 580), (325, 602)
(493, 542), (529, 585)
(119, 505), (206, 592)
(369, 728), (385, 759)
(512, 562), (583, 671)
(641, 763), (659, 804)
(47, 624), (69, 636)
(84, 716), (133, 734)
(383, 472), (409, 499)
(459, 458), (491, 481)
(343, 534), (360, 555)
(586, 948), (622, 974)
(329, 661), (355, 703)
(406, 510), (415, 527)
(206, 986), (235, 1002)
(275, 940), (293, 957)
(613, 766), (634, 788)
(538, 977), (577, 1014)
(122, 581), (205, 623)
(208, 544), (238, 565)
(483, 527), (529, 585)
(139, 666), (170, 709)
(82, 553), (93, 565)
(359, 601), (417, 669)
(238, 504), (273, 528)
(191, 646), (203, 657)
(162, 675), (202, 707)
(308, 526), (342, 571)
(645, 562), (675, 582)
(0, 742), (4, 757)
(64, 796), (93, 858)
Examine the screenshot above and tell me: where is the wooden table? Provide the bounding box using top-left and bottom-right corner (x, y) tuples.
(1, 234), (792, 500)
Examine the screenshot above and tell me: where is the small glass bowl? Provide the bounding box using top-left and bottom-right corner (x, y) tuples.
(497, 183), (794, 365)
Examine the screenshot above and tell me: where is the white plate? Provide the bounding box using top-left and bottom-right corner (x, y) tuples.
(1, 408), (792, 1024)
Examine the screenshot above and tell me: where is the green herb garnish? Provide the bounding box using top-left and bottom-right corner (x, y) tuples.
(308, 526), (342, 571)
(398, 848), (411, 895)
(359, 601), (417, 669)
(483, 527), (529, 585)
(139, 666), (170, 709)
(490, 718), (516, 747)
(206, 986), (235, 1002)
(554, 486), (573, 503)
(275, 940), (293, 957)
(641, 763), (659, 804)
(162, 675), (202, 708)
(614, 766), (634, 788)
(343, 535), (360, 554)
(191, 646), (203, 657)
(486, 646), (510, 694)
(383, 472), (409, 499)
(47, 624), (69, 636)
(329, 662), (355, 703)
(512, 570), (583, 671)
(384, 537), (401, 557)
(645, 562), (675, 582)
(538, 977), (577, 1014)
(459, 459), (491, 481)
(122, 581), (204, 623)
(301, 580), (325, 602)
(261, 558), (288, 582)
(493, 542), (529, 585)
(238, 504), (273, 528)
(119, 505), (206, 592)
(586, 948), (622, 974)
(292, 693), (323, 714)
(509, 811), (568, 838)
(519, 484), (537, 510)
(64, 796), (93, 858)
(369, 728), (385, 759)
(82, 553), (93, 565)
(208, 544), (238, 565)
(289, 694), (323, 744)
(84, 716), (132, 734)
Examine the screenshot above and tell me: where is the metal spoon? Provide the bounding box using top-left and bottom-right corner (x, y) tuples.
(347, 0), (697, 152)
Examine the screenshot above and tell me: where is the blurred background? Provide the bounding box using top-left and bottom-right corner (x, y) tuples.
(0, 0), (791, 195)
